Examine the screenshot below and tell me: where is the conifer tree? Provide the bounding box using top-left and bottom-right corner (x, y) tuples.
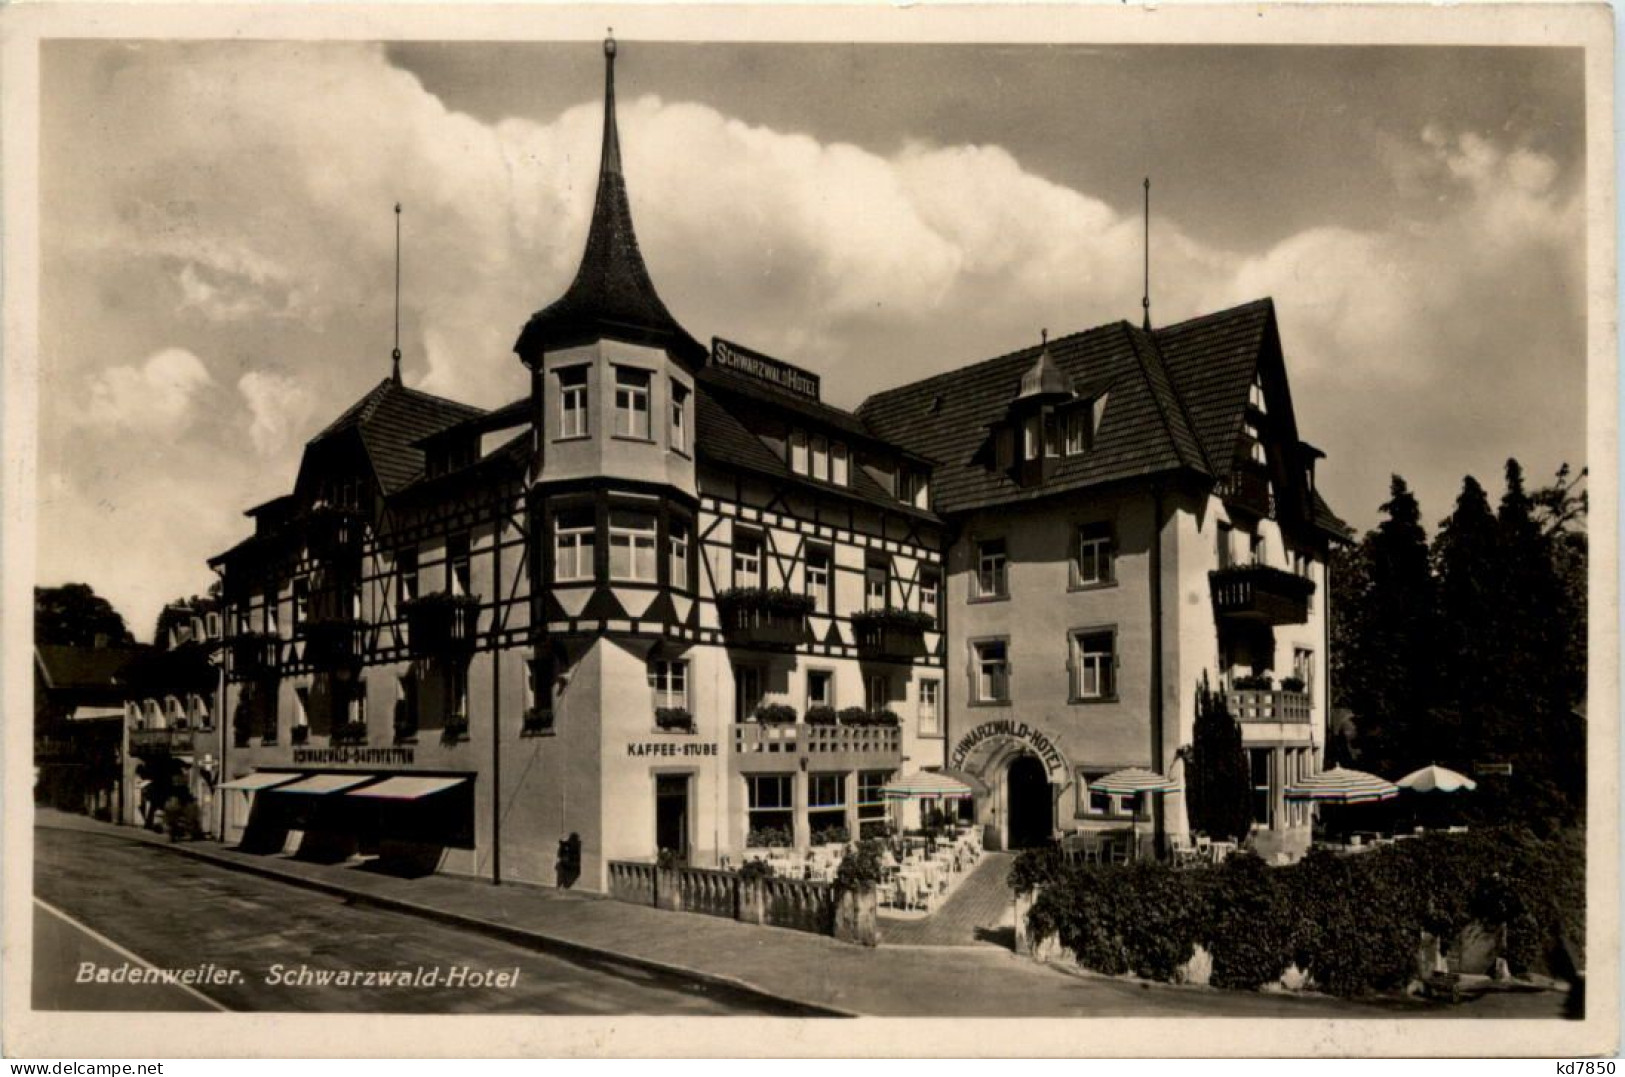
(1187, 674), (1252, 842)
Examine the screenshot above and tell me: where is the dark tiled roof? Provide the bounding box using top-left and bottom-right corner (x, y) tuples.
(514, 49), (705, 367)
(35, 644), (147, 696)
(414, 396), (530, 447)
(697, 364), (900, 451)
(390, 431), (530, 502)
(858, 317), (1216, 514)
(695, 386), (938, 522)
(309, 378), (486, 494)
(1311, 489), (1355, 542)
(1154, 298), (1275, 480)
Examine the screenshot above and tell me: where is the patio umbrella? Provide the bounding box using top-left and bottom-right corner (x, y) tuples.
(881, 771), (976, 799)
(1284, 765), (1399, 804)
(1395, 764), (1477, 793)
(1090, 768), (1182, 860)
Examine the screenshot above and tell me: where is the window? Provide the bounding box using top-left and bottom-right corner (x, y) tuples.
(554, 509), (595, 582)
(292, 578), (310, 628)
(446, 533), (472, 596)
(1065, 410), (1089, 455)
(975, 538), (1007, 599)
(263, 595), (278, 635)
(858, 770), (892, 833)
(649, 659), (688, 710)
(669, 382), (689, 453)
(789, 429), (809, 474)
(865, 673), (889, 714)
(899, 468), (928, 508)
(1216, 523), (1235, 569)
(608, 510), (657, 581)
(746, 774), (794, 839)
(293, 687), (309, 732)
(1074, 523), (1115, 586)
(805, 545), (832, 613)
(732, 532), (762, 589)
(1250, 374), (1267, 413)
(614, 367), (652, 439)
(235, 603), (251, 636)
(394, 669), (419, 740)
(1293, 647), (1315, 698)
(1043, 414), (1060, 458)
(191, 694), (212, 730)
(808, 773), (847, 839)
(919, 678), (940, 736)
(1250, 749), (1273, 827)
(448, 663), (469, 724)
(1080, 768), (1149, 820)
(557, 366), (589, 439)
(974, 640), (1010, 703)
(397, 546), (419, 605)
(806, 669), (834, 710)
(1071, 630), (1116, 700)
(668, 519), (690, 588)
(864, 558), (889, 611)
(347, 678), (367, 727)
(996, 429), (1015, 470)
(919, 570), (940, 627)
(810, 434), (829, 481)
(831, 442), (849, 486)
(735, 666), (763, 722)
(1249, 532), (1266, 566)
(1023, 415), (1041, 460)
(526, 652), (555, 727)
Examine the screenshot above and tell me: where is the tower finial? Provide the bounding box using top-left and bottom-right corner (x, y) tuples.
(601, 31), (621, 176)
(391, 201), (403, 384)
(1141, 177), (1152, 332)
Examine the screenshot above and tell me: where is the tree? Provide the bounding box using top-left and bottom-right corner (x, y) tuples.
(34, 583), (134, 647)
(1186, 674), (1252, 842)
(1432, 476), (1501, 770)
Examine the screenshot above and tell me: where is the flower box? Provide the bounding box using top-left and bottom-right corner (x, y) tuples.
(655, 706), (695, 733)
(851, 608), (932, 661)
(402, 592), (481, 655)
(716, 588), (812, 650)
(753, 703), (798, 726)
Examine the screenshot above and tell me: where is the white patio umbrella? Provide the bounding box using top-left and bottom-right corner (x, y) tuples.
(1395, 764), (1477, 793)
(881, 771), (976, 799)
(1090, 768), (1182, 860)
(1284, 765), (1399, 804)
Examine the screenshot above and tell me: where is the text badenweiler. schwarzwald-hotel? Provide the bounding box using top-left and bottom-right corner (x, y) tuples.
(208, 38), (1352, 891)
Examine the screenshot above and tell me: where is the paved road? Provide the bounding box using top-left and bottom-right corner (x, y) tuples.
(34, 827), (816, 1015)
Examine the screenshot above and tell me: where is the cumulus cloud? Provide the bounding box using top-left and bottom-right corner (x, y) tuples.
(79, 347), (213, 433)
(40, 42), (1585, 634)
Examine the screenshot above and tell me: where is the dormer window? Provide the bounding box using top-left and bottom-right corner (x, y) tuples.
(1250, 373), (1267, 414)
(810, 434), (829, 480)
(898, 467), (929, 509)
(831, 442), (849, 486)
(1023, 416), (1041, 459)
(789, 429), (808, 474)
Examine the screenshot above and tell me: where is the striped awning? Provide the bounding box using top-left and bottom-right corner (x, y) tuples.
(218, 772), (300, 792)
(347, 776), (467, 800)
(882, 771), (976, 799)
(1285, 766), (1399, 804)
(270, 773), (377, 795)
(1089, 767), (1182, 796)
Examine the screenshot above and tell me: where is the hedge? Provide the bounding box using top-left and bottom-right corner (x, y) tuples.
(1013, 827), (1583, 998)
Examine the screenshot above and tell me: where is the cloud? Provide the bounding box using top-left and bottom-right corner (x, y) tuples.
(238, 370), (318, 456)
(40, 42), (1585, 633)
(79, 347), (213, 434)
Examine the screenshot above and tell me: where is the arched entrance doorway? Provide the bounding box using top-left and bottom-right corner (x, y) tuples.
(1006, 754), (1054, 848)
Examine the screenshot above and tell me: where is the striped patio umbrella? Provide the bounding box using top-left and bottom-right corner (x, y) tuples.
(1284, 765), (1399, 804)
(1395, 764), (1477, 794)
(1089, 768), (1181, 861)
(881, 771), (976, 800)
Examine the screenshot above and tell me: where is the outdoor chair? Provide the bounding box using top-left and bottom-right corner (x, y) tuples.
(1168, 834), (1202, 869)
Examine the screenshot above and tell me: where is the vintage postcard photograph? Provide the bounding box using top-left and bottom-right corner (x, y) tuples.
(2, 1), (1616, 1060)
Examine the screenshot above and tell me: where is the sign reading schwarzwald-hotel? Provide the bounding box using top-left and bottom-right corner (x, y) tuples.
(711, 338), (821, 400)
(950, 720), (1069, 780)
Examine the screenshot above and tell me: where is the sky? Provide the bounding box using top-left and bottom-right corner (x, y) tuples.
(38, 40), (1587, 641)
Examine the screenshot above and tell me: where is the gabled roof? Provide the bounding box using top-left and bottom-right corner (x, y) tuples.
(35, 644), (147, 699)
(1154, 298), (1276, 480)
(697, 362), (933, 463)
(858, 317), (1213, 514)
(305, 377), (485, 495)
(514, 40), (705, 368)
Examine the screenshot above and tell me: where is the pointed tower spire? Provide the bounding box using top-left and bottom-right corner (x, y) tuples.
(391, 201), (403, 384)
(1016, 327), (1073, 404)
(514, 35), (704, 369)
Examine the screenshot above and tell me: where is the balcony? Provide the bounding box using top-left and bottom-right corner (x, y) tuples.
(1218, 465), (1273, 518)
(402, 592), (481, 656)
(1224, 689), (1311, 724)
(852, 609), (931, 661)
(229, 632), (281, 679)
(300, 617), (367, 667)
(306, 505), (363, 563)
(716, 588), (812, 651)
(1209, 564), (1315, 626)
(731, 719), (901, 772)
(129, 727), (197, 755)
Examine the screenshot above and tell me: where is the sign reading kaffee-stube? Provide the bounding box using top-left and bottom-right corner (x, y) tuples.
(712, 338), (821, 400)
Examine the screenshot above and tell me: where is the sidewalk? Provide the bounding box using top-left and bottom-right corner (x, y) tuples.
(33, 809), (1518, 1018)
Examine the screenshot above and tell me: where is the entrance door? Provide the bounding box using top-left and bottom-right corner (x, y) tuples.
(655, 774), (690, 862)
(1006, 754), (1054, 848)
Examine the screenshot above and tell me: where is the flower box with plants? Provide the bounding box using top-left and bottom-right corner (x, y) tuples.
(838, 707), (901, 728)
(804, 705), (839, 726)
(332, 720), (368, 746)
(715, 587), (813, 649)
(655, 706), (695, 733)
(441, 716), (470, 744)
(753, 702), (798, 726)
(811, 824), (851, 847)
(402, 592), (481, 655)
(851, 607), (933, 659)
(1279, 676), (1306, 694)
(300, 617), (366, 667)
(229, 632), (280, 679)
(522, 707), (554, 735)
(745, 825), (793, 851)
(1230, 672), (1274, 691)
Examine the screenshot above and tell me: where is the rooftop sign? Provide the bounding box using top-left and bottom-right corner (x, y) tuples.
(712, 338), (820, 401)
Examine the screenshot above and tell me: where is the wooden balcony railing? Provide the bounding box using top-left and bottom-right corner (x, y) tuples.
(1218, 466), (1274, 518)
(1209, 564), (1315, 626)
(129, 727), (197, 755)
(402, 592), (481, 656)
(852, 610), (931, 661)
(229, 632), (281, 679)
(1224, 689), (1312, 724)
(716, 589), (811, 651)
(300, 617), (367, 667)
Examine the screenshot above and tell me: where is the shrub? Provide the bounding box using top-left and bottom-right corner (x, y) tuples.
(753, 702), (797, 725)
(835, 839), (885, 892)
(811, 824), (850, 845)
(736, 858), (774, 883)
(805, 705), (838, 725)
(654, 706), (694, 732)
(1280, 676), (1306, 693)
(1020, 826), (1584, 997)
(746, 825), (792, 848)
(836, 706), (871, 727)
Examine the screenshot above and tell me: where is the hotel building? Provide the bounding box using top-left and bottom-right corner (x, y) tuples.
(209, 38), (1349, 889)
